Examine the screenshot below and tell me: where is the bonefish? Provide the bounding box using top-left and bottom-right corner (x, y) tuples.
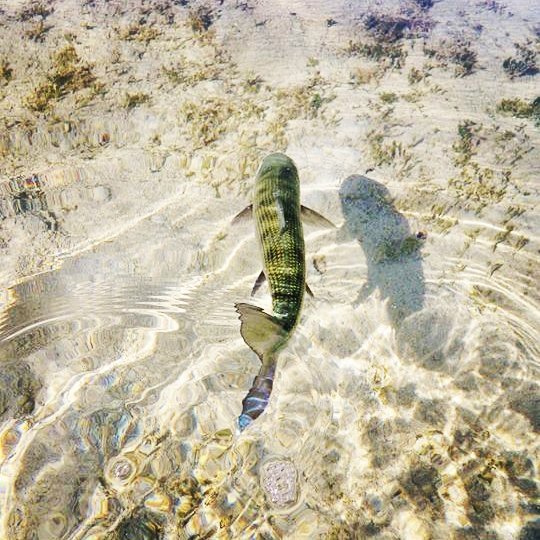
(234, 153), (334, 430)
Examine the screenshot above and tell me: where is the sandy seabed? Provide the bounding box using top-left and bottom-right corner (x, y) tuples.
(0, 1), (539, 538)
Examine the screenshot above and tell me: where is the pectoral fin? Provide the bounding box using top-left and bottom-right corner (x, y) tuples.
(235, 303), (287, 359)
(232, 204), (252, 224)
(251, 271), (266, 296)
(301, 205), (336, 228)
(306, 283), (314, 297)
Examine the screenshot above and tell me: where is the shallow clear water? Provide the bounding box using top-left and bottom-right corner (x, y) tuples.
(0, 1), (539, 539)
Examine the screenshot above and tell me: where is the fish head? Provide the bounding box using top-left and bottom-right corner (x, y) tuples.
(257, 153), (299, 186)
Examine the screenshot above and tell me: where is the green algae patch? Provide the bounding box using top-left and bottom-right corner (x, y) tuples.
(503, 40), (538, 78)
(122, 92), (150, 109)
(18, 1), (53, 22)
(449, 164), (508, 214)
(0, 59), (13, 84)
(162, 61), (220, 87)
(274, 75), (335, 121)
(408, 66), (430, 84)
(25, 45), (96, 112)
(117, 22), (160, 43)
(188, 5), (215, 34)
(179, 96), (262, 148)
(379, 92), (398, 104)
(344, 5), (433, 74)
(424, 39), (478, 77)
(346, 39), (407, 70)
(497, 97), (540, 125)
(374, 235), (425, 263)
(24, 20), (51, 42)
(366, 129), (417, 178)
(452, 120), (481, 166)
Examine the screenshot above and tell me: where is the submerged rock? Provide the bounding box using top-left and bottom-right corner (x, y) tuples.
(0, 362), (40, 421)
(114, 509), (164, 540)
(261, 459), (297, 507)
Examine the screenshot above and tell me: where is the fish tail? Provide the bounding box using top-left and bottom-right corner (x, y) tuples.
(235, 303), (288, 359)
(238, 364), (275, 431)
(235, 302), (287, 430)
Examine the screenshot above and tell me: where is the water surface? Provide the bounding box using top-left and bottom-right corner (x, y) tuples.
(0, 0), (539, 538)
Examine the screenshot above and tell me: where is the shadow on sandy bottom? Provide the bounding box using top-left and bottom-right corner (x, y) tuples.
(339, 174), (425, 328)
(339, 174), (467, 374)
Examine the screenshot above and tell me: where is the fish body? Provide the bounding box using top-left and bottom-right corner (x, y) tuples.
(253, 153), (305, 333)
(235, 153), (333, 430)
(236, 153), (305, 430)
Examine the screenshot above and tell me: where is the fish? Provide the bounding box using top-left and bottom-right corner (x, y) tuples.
(233, 153), (334, 430)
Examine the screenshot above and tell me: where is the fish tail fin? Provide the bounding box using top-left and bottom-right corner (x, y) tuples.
(235, 303), (287, 431)
(238, 364), (276, 431)
(235, 303), (287, 359)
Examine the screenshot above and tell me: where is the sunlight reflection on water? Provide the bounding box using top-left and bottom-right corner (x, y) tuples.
(0, 0), (539, 538)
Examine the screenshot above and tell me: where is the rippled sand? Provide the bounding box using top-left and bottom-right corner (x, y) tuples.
(0, 1), (539, 539)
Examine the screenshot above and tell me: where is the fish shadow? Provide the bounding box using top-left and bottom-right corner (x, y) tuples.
(339, 175), (425, 328)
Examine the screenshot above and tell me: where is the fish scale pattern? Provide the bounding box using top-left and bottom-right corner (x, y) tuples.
(254, 155), (305, 332)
